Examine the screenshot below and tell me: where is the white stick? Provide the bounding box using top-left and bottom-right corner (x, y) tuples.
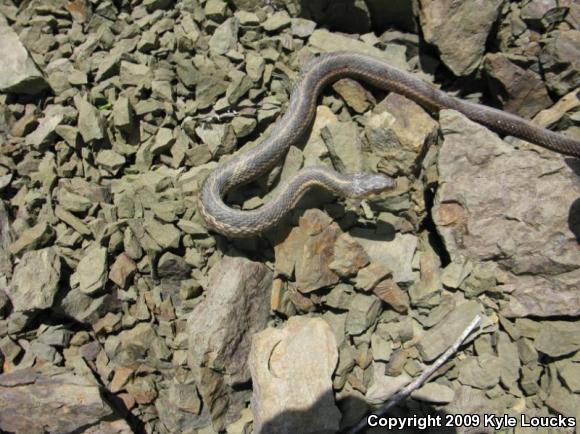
(346, 315), (482, 434)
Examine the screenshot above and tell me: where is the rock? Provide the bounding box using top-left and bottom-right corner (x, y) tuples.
(418, 0), (504, 76)
(557, 360), (580, 393)
(0, 367), (132, 433)
(373, 279), (409, 313)
(417, 300), (482, 362)
(157, 251), (192, 290)
(366, 92), (438, 176)
(275, 209), (340, 293)
(25, 113), (63, 150)
(534, 321), (580, 357)
(321, 121), (363, 173)
(351, 230), (418, 284)
(108, 253), (137, 289)
(483, 53), (552, 119)
(458, 354), (501, 389)
(435, 110), (580, 318)
(309, 29), (408, 71)
(74, 246), (107, 295)
(540, 30), (580, 96)
(262, 11), (291, 31)
(7, 248), (61, 313)
(355, 262), (391, 292)
(188, 256), (272, 431)
(329, 233), (369, 277)
(113, 96), (134, 133)
(411, 382), (455, 404)
(204, 0), (227, 22)
(155, 380), (206, 433)
(346, 293), (382, 336)
(209, 17), (239, 55)
(332, 78), (374, 113)
(0, 14), (49, 94)
(291, 18), (316, 38)
(370, 334), (392, 362)
(365, 368), (412, 405)
(96, 150), (126, 175)
(249, 316), (340, 434)
(8, 222), (55, 256)
(77, 97), (104, 143)
(195, 124), (236, 157)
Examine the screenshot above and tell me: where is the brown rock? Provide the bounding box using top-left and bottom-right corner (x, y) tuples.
(484, 53), (552, 118)
(373, 279), (410, 313)
(0, 367), (132, 433)
(108, 253), (137, 289)
(332, 78), (375, 113)
(329, 233), (370, 277)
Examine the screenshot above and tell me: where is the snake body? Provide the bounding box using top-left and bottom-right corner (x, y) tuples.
(199, 52), (580, 237)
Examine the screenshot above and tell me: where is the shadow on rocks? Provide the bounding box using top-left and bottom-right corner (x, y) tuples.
(257, 389), (460, 434)
(565, 158), (580, 242)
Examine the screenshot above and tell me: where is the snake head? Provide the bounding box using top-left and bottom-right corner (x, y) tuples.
(350, 172), (397, 198)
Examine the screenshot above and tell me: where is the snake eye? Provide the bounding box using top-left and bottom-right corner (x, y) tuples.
(350, 172), (397, 198)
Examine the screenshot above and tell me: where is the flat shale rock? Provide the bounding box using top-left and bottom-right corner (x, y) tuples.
(0, 14), (49, 94)
(483, 52), (552, 119)
(0, 367), (132, 434)
(188, 256), (272, 431)
(434, 110), (580, 317)
(8, 247), (61, 313)
(249, 316), (340, 434)
(418, 0), (503, 76)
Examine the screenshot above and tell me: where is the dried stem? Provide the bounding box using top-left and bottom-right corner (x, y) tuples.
(346, 315), (482, 434)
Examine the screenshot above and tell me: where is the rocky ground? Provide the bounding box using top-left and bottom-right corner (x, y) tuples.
(0, 0), (579, 433)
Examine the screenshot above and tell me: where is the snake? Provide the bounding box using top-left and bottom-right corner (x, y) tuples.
(198, 51), (580, 237)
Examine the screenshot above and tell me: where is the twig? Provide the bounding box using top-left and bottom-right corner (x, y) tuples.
(346, 315), (482, 434)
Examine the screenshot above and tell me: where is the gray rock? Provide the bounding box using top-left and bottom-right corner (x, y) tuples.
(351, 230), (418, 284)
(195, 124), (236, 157)
(418, 0), (503, 75)
(291, 18), (316, 38)
(25, 113), (63, 150)
(209, 17), (239, 55)
(346, 293), (381, 336)
(0, 14), (49, 94)
(113, 96), (134, 133)
(435, 110), (580, 318)
(249, 316), (340, 434)
(484, 53), (552, 118)
(458, 354), (501, 389)
(188, 256), (272, 431)
(73, 246), (107, 295)
(540, 30), (580, 96)
(557, 360), (580, 393)
(534, 321), (580, 357)
(9, 222), (55, 256)
(417, 300), (482, 362)
(309, 29), (409, 71)
(77, 97), (104, 143)
(262, 11), (291, 31)
(204, 0), (227, 21)
(411, 382), (455, 404)
(322, 121), (363, 173)
(96, 150), (126, 175)
(8, 248), (61, 313)
(365, 368), (412, 405)
(0, 367), (132, 433)
(367, 93), (438, 176)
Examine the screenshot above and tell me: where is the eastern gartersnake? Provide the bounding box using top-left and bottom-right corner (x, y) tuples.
(199, 52), (580, 237)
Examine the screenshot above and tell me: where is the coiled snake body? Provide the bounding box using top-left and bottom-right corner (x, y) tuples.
(199, 52), (580, 237)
